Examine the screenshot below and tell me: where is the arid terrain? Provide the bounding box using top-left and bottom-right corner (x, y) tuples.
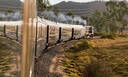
(63, 37), (128, 77)
(0, 37), (21, 77)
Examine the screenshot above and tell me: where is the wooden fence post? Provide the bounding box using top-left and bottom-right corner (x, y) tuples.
(35, 22), (38, 57)
(57, 27), (62, 43)
(45, 25), (49, 49)
(16, 25), (18, 41)
(71, 28), (74, 40)
(3, 25), (6, 37)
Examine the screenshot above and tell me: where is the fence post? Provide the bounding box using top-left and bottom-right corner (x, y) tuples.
(16, 25), (19, 41)
(3, 25), (6, 37)
(41, 26), (43, 37)
(57, 27), (62, 43)
(35, 22), (38, 57)
(45, 25), (49, 49)
(71, 28), (74, 40)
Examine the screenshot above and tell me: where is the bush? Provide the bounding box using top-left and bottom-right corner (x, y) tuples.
(118, 35), (128, 38)
(101, 34), (116, 39)
(94, 32), (105, 36)
(83, 61), (114, 77)
(71, 40), (92, 51)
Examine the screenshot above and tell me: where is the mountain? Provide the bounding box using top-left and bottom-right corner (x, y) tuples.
(0, 0), (22, 12)
(54, 1), (106, 17)
(55, 1), (128, 21)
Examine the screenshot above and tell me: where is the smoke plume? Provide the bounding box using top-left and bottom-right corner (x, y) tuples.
(0, 11), (22, 21)
(40, 10), (87, 25)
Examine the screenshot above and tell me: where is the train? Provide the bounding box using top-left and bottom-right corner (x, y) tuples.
(85, 26), (94, 38)
(0, 17), (94, 57)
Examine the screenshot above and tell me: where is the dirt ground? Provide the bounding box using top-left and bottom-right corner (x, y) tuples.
(63, 37), (128, 77)
(0, 37), (21, 77)
(1, 36), (128, 77)
(35, 39), (85, 77)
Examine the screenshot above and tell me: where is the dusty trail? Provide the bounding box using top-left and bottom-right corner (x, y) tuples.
(35, 39), (85, 77)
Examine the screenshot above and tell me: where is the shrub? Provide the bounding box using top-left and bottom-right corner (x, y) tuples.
(83, 61), (114, 77)
(118, 35), (128, 38)
(101, 34), (116, 39)
(94, 32), (105, 36)
(71, 40), (92, 51)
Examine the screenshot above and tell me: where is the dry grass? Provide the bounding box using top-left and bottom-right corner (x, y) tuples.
(63, 37), (128, 77)
(0, 37), (21, 77)
(0, 38), (11, 75)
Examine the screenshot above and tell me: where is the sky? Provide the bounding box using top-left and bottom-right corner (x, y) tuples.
(20, 0), (109, 4)
(49, 0), (106, 5)
(20, 0), (128, 5)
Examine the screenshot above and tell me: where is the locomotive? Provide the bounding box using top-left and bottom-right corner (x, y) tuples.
(85, 26), (94, 39)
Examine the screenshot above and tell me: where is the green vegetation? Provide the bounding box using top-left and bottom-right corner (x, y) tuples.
(88, 1), (128, 34)
(67, 11), (74, 17)
(7, 8), (14, 13)
(0, 38), (11, 74)
(101, 34), (116, 39)
(63, 38), (128, 77)
(70, 41), (91, 51)
(37, 0), (51, 11)
(53, 6), (60, 15)
(118, 35), (128, 38)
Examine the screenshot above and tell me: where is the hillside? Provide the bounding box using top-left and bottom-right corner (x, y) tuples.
(55, 1), (128, 21)
(54, 1), (106, 17)
(0, 0), (22, 11)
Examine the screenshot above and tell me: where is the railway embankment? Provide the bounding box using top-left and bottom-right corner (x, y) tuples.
(0, 37), (21, 77)
(35, 39), (85, 77)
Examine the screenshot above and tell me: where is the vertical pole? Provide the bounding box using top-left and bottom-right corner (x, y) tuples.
(71, 28), (74, 40)
(45, 25), (49, 49)
(21, 0), (37, 77)
(40, 26), (42, 37)
(41, 26), (43, 37)
(35, 22), (38, 57)
(57, 27), (62, 43)
(21, 26), (23, 43)
(16, 25), (18, 41)
(3, 25), (6, 37)
(22, 0), (32, 75)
